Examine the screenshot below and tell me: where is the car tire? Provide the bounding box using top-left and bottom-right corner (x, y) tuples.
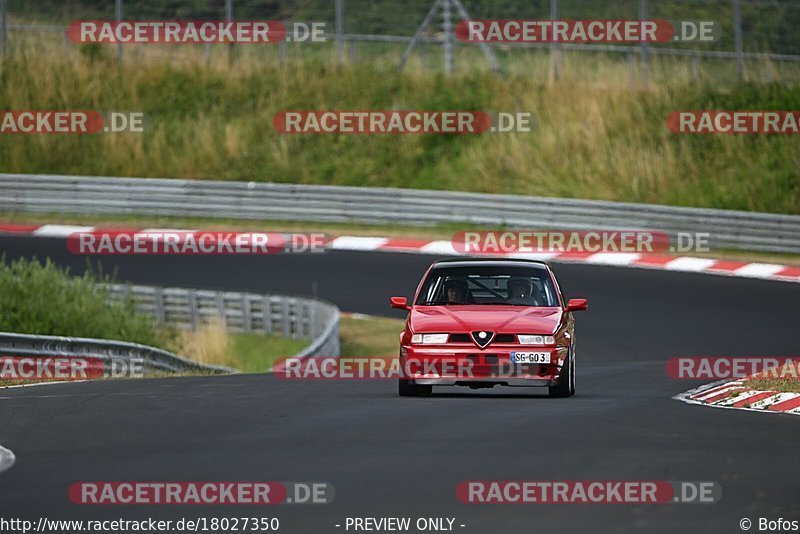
(548, 348), (575, 398)
(398, 379), (432, 397)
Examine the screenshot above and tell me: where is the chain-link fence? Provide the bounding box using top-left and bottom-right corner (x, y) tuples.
(1, 0), (799, 81)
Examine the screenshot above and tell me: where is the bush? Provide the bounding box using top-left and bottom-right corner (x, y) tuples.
(0, 257), (176, 349)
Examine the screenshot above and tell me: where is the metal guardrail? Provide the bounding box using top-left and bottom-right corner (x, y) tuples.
(0, 284), (340, 377)
(105, 284), (341, 359)
(0, 331), (234, 374)
(1, 173), (799, 253)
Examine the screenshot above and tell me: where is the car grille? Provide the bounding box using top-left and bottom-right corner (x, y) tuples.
(448, 333), (516, 343)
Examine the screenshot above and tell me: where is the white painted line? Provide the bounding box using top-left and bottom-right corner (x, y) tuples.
(734, 263), (786, 278)
(419, 240), (459, 255)
(585, 252), (642, 265)
(674, 379), (800, 416)
(32, 224), (94, 237)
(663, 257), (718, 272)
(327, 236), (389, 251)
(507, 251), (561, 261)
(715, 389), (765, 406)
(749, 393), (786, 410)
(140, 228), (197, 234)
(9, 225), (800, 284)
(1, 379), (89, 390)
(692, 384), (742, 402)
(0, 445), (16, 474)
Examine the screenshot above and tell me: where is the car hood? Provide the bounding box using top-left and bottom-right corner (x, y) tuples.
(409, 305), (564, 335)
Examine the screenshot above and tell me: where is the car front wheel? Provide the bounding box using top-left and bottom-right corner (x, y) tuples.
(548, 349), (575, 398)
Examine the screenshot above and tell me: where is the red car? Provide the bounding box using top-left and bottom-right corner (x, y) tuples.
(390, 258), (588, 397)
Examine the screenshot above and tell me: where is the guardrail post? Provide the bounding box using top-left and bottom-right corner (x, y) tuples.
(242, 295), (252, 333)
(154, 287), (165, 324)
(188, 290), (198, 331)
(215, 293), (227, 330)
(262, 296), (273, 334)
(282, 298), (292, 338)
(732, 0), (744, 80)
(302, 302), (311, 339)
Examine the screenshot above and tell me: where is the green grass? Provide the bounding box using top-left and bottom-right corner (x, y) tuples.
(340, 315), (405, 357)
(0, 37), (798, 214)
(0, 256), (175, 348)
(0, 256), (311, 384)
(744, 377), (800, 394)
(230, 332), (308, 373)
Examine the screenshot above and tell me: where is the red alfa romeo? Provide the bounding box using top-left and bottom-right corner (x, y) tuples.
(390, 258), (588, 397)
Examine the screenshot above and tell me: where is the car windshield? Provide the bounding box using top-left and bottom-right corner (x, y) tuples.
(415, 265), (560, 307)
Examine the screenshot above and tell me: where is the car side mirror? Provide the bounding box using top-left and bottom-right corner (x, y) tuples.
(566, 298), (588, 312)
(390, 296), (411, 311)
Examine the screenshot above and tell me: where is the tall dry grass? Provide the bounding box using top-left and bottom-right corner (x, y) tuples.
(0, 34), (798, 213)
(175, 318), (230, 366)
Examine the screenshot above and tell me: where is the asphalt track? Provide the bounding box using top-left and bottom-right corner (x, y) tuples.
(0, 235), (799, 534)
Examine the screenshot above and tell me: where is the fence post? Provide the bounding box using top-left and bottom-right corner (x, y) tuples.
(550, 0), (559, 81)
(639, 0), (649, 81)
(335, 0), (344, 64)
(115, 0), (123, 63)
(442, 0), (453, 74)
(226, 0), (234, 63)
(1, 0), (7, 56)
(279, 37), (287, 64)
(733, 0), (744, 80)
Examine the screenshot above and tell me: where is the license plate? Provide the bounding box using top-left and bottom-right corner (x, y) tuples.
(510, 352), (551, 364)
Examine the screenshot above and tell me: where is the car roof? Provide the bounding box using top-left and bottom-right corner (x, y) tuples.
(431, 257), (550, 270)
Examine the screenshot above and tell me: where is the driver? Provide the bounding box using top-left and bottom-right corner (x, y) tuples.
(443, 278), (469, 304)
(505, 277), (541, 305)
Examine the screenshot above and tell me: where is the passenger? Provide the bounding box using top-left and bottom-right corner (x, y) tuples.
(505, 277), (541, 305)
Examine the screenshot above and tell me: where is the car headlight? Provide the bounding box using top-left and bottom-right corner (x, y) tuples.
(411, 333), (449, 344)
(517, 335), (555, 345)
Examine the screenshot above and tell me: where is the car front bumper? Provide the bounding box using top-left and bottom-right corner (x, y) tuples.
(400, 345), (568, 387)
